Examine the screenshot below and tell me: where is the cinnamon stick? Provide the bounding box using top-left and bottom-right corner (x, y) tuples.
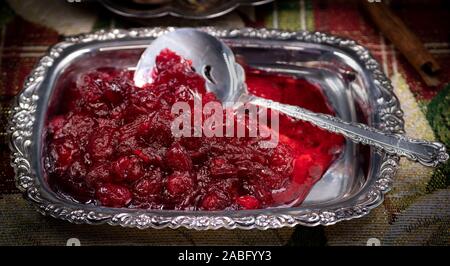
(362, 1), (440, 86)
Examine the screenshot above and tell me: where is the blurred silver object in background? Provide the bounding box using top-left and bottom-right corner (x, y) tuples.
(98, 0), (274, 19)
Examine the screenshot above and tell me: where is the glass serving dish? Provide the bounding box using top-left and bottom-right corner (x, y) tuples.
(9, 27), (403, 229)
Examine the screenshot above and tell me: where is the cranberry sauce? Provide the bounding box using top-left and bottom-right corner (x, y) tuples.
(45, 49), (344, 210)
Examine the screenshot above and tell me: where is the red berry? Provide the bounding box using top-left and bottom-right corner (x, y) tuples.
(96, 184), (132, 207)
(87, 128), (116, 161)
(86, 163), (113, 187)
(113, 156), (144, 182)
(165, 143), (192, 172)
(166, 171), (194, 199)
(133, 174), (162, 197)
(236, 195), (260, 210)
(209, 158), (238, 178)
(200, 191), (229, 210)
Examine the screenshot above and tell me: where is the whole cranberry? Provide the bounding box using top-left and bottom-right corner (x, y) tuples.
(165, 143), (192, 172)
(85, 163), (113, 187)
(50, 139), (77, 169)
(87, 128), (116, 161)
(209, 158), (238, 178)
(166, 171), (194, 199)
(200, 191), (229, 211)
(113, 156), (144, 182)
(133, 172), (163, 198)
(236, 195), (260, 210)
(96, 184), (132, 207)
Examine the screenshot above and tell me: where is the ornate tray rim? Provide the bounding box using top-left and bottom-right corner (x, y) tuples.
(98, 0), (275, 20)
(9, 27), (402, 230)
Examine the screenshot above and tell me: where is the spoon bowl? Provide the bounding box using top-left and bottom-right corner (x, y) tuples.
(134, 28), (246, 105)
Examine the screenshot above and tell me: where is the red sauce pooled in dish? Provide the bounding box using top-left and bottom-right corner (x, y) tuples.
(45, 49), (344, 210)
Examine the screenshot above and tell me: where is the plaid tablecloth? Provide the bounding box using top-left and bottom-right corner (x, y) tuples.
(0, 0), (448, 246)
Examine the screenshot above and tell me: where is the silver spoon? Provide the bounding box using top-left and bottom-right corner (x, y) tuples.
(134, 28), (448, 167)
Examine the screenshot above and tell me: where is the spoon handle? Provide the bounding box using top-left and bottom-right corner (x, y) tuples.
(249, 96), (448, 167)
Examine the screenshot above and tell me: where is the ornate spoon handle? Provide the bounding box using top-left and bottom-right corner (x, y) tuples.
(249, 96), (448, 167)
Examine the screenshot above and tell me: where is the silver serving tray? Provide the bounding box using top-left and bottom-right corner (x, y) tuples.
(9, 28), (402, 229)
(98, 0), (274, 20)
